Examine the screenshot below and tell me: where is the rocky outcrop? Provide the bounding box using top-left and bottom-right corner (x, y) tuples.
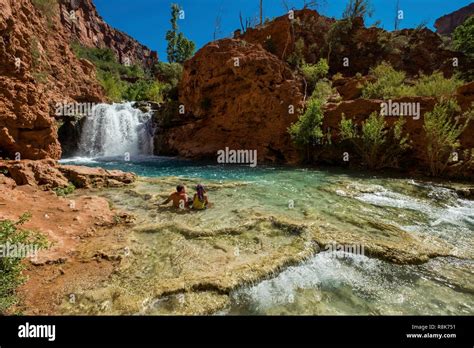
(157, 39), (305, 164)
(59, 165), (136, 188)
(435, 3), (474, 35)
(58, 0), (158, 68)
(0, 159), (69, 188)
(0, 0), (106, 160)
(0, 159), (136, 188)
(240, 9), (462, 77)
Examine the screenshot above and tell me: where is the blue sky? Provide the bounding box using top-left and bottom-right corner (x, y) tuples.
(94, 0), (473, 62)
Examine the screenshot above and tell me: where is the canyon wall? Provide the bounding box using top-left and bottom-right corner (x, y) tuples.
(157, 39), (304, 164)
(58, 0), (158, 68)
(240, 9), (463, 77)
(434, 2), (474, 35)
(0, 0), (157, 160)
(157, 9), (474, 174)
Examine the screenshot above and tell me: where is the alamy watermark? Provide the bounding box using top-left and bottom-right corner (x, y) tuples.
(55, 101), (97, 118)
(324, 243), (365, 258)
(217, 147), (257, 167)
(381, 100), (420, 120)
(0, 242), (41, 258)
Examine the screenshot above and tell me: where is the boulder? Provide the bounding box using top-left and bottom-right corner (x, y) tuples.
(0, 173), (16, 189)
(158, 39), (305, 164)
(0, 159), (69, 188)
(59, 165), (136, 189)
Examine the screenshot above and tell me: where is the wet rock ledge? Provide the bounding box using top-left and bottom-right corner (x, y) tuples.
(0, 159), (136, 189)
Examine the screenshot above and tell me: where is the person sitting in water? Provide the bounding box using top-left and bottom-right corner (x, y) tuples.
(192, 184), (210, 210)
(160, 184), (189, 209)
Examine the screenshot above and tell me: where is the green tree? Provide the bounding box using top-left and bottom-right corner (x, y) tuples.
(423, 99), (473, 176)
(166, 4), (196, 63)
(288, 98), (326, 160)
(340, 112), (410, 169)
(453, 16), (474, 56)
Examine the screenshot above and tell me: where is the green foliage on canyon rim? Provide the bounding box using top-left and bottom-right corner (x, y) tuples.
(0, 214), (49, 314)
(362, 62), (463, 99)
(71, 42), (171, 103)
(339, 112), (411, 170)
(452, 16), (474, 56)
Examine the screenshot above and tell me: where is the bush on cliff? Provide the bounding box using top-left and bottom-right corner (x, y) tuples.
(412, 72), (463, 97)
(311, 80), (333, 102)
(71, 43), (170, 103)
(288, 98), (328, 160)
(453, 16), (474, 56)
(32, 0), (57, 26)
(0, 214), (48, 314)
(361, 62), (408, 99)
(153, 62), (183, 100)
(342, 0), (373, 21)
(287, 38), (306, 68)
(302, 58), (330, 93)
(339, 112), (411, 170)
(362, 62), (463, 99)
(423, 99), (473, 176)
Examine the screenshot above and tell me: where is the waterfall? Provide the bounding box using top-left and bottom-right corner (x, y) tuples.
(77, 103), (154, 157)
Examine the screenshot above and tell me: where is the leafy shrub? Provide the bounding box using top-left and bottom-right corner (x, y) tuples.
(311, 80), (333, 102)
(154, 62), (183, 89)
(362, 62), (463, 99)
(302, 58), (329, 92)
(32, 0), (57, 26)
(325, 19), (353, 64)
(72, 42), (169, 102)
(0, 214), (49, 314)
(453, 16), (474, 56)
(287, 38), (305, 68)
(53, 184), (75, 197)
(123, 80), (170, 103)
(97, 71), (126, 102)
(361, 62), (407, 99)
(339, 112), (411, 169)
(423, 99), (473, 176)
(412, 72), (463, 97)
(288, 98), (326, 160)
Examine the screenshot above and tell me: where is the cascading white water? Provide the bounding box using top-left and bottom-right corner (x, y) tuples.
(77, 103), (154, 157)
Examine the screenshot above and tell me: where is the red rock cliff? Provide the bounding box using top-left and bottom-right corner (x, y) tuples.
(0, 0), (157, 160)
(435, 3), (474, 35)
(240, 9), (461, 77)
(159, 39), (304, 164)
(58, 0), (158, 68)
